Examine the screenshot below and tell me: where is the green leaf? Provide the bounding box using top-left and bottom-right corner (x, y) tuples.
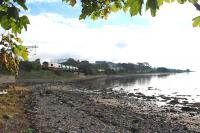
(110, 4), (120, 12)
(126, 0), (143, 16)
(192, 16), (200, 27)
(16, 45), (28, 61)
(19, 15), (30, 30)
(0, 15), (11, 30)
(157, 0), (164, 7)
(177, 0), (186, 4)
(63, 0), (77, 6)
(164, 0), (175, 3)
(146, 0), (159, 17)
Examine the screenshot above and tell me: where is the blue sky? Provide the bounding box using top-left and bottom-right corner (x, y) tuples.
(26, 1), (151, 27)
(21, 0), (200, 70)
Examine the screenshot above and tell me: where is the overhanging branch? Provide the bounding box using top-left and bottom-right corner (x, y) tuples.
(194, 2), (200, 11)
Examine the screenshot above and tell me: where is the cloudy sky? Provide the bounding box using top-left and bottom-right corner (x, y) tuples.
(21, 0), (200, 71)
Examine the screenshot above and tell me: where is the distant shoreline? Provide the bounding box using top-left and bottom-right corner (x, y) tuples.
(0, 71), (194, 85)
(14, 71), (192, 85)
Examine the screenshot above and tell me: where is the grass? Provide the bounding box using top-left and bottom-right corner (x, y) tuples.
(17, 70), (81, 81)
(0, 85), (32, 133)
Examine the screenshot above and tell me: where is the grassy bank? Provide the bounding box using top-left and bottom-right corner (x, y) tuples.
(17, 70), (81, 80)
(0, 85), (32, 133)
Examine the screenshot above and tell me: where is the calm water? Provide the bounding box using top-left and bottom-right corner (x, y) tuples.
(77, 72), (200, 105)
(109, 72), (200, 104)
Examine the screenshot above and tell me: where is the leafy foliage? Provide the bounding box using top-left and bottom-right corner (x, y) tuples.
(63, 0), (200, 21)
(193, 16), (200, 27)
(0, 0), (29, 74)
(0, 33), (28, 74)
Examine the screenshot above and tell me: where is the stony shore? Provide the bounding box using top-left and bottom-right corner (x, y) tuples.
(26, 80), (200, 133)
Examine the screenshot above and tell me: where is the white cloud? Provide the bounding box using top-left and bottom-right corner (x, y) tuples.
(21, 2), (200, 71)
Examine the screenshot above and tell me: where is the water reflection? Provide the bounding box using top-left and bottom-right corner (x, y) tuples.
(75, 72), (200, 104)
(76, 73), (171, 90)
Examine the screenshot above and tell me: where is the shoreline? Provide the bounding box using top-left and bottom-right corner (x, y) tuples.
(1, 72), (199, 132)
(13, 72), (188, 85)
(28, 80), (200, 132)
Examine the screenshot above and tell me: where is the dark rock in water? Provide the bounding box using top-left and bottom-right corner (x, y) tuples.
(192, 102), (200, 107)
(169, 109), (177, 113)
(159, 95), (172, 100)
(136, 92), (145, 96)
(134, 88), (139, 91)
(189, 112), (196, 116)
(168, 98), (179, 105)
(176, 95), (191, 97)
(146, 95), (156, 100)
(181, 106), (198, 112)
(107, 88), (113, 91)
(148, 87), (153, 90)
(128, 93), (135, 97)
(182, 101), (189, 104)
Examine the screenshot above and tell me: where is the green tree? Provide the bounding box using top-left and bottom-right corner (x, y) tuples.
(0, 0), (29, 74)
(0, 0), (200, 74)
(61, 58), (78, 66)
(78, 60), (93, 75)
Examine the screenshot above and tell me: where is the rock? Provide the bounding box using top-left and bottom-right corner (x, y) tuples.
(169, 109), (177, 113)
(159, 95), (172, 100)
(0, 122), (4, 129)
(132, 119), (139, 123)
(69, 131), (78, 133)
(2, 114), (12, 119)
(135, 92), (145, 96)
(168, 98), (179, 105)
(181, 106), (198, 112)
(182, 101), (189, 104)
(189, 112), (196, 116)
(146, 96), (156, 100)
(183, 125), (188, 130)
(67, 101), (75, 107)
(58, 127), (65, 132)
(45, 90), (53, 95)
(148, 87), (153, 90)
(192, 102), (200, 107)
(128, 93), (135, 97)
(171, 117), (178, 121)
(130, 127), (139, 133)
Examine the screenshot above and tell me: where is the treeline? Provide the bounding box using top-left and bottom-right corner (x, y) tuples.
(3, 58), (190, 75)
(59, 58), (190, 75)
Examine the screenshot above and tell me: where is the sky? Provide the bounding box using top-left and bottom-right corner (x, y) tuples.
(20, 0), (200, 71)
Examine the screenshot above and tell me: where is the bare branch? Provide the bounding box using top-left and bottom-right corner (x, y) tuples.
(194, 2), (200, 11)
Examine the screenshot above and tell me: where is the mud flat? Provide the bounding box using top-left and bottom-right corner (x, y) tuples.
(25, 81), (200, 133)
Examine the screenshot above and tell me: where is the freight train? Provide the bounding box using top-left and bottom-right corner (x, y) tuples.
(42, 62), (78, 72)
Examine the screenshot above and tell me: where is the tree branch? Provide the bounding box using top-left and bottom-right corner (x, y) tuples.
(194, 2), (200, 11)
